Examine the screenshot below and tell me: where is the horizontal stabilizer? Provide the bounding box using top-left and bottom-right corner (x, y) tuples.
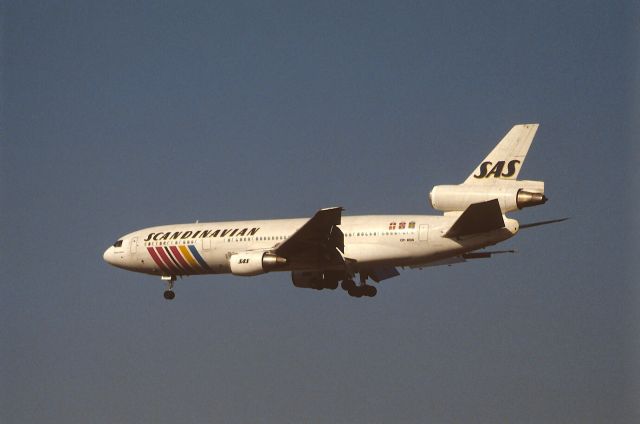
(520, 217), (569, 229)
(444, 199), (505, 238)
(410, 256), (466, 268)
(462, 249), (515, 259)
(410, 250), (515, 269)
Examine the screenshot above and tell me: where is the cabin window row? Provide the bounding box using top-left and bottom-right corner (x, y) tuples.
(345, 230), (413, 237)
(227, 235), (289, 242)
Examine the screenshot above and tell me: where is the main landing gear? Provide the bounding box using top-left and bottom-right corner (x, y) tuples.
(341, 273), (377, 298)
(162, 275), (176, 300)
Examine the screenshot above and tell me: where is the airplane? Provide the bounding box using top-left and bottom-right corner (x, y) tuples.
(103, 123), (565, 300)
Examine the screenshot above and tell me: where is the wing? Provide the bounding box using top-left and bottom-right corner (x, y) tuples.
(275, 207), (345, 267)
(520, 217), (569, 229)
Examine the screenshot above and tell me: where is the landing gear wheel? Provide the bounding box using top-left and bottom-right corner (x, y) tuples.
(348, 287), (364, 298)
(161, 275), (177, 300)
(364, 285), (377, 297)
(341, 279), (356, 291)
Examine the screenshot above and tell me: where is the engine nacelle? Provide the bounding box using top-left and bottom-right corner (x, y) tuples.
(229, 251), (287, 276)
(291, 270), (341, 290)
(429, 180), (546, 213)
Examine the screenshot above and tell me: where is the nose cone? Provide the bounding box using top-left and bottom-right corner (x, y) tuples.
(103, 246), (114, 265)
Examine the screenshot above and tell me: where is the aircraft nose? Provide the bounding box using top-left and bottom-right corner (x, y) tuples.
(103, 246), (113, 264)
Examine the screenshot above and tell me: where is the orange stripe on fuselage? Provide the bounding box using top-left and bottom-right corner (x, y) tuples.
(179, 245), (201, 270)
(169, 246), (196, 273)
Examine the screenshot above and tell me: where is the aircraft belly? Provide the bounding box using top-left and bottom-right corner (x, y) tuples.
(345, 243), (412, 265)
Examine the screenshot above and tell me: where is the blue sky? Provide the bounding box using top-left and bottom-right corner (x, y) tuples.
(2, 1), (638, 422)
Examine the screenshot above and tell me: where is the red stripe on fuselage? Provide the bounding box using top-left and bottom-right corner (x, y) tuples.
(163, 246), (186, 273)
(169, 246), (197, 273)
(154, 247), (181, 274)
(147, 247), (169, 273)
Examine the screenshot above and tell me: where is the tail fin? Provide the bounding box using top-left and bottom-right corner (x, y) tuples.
(464, 124), (539, 184)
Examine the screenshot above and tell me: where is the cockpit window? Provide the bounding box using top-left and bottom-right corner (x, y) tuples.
(113, 240), (123, 248)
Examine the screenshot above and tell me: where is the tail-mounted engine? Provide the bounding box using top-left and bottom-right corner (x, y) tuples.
(229, 251), (287, 276)
(429, 180), (546, 213)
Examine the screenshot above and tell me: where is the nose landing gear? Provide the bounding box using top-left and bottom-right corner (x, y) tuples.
(162, 275), (177, 300)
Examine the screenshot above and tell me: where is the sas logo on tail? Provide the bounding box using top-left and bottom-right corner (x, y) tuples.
(474, 160), (521, 179)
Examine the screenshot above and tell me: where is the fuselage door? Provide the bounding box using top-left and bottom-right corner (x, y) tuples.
(419, 224), (429, 242)
(202, 237), (211, 251)
(130, 237), (138, 253)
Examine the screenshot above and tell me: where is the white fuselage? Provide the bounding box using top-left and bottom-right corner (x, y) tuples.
(103, 214), (519, 277)
(102, 123), (548, 299)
